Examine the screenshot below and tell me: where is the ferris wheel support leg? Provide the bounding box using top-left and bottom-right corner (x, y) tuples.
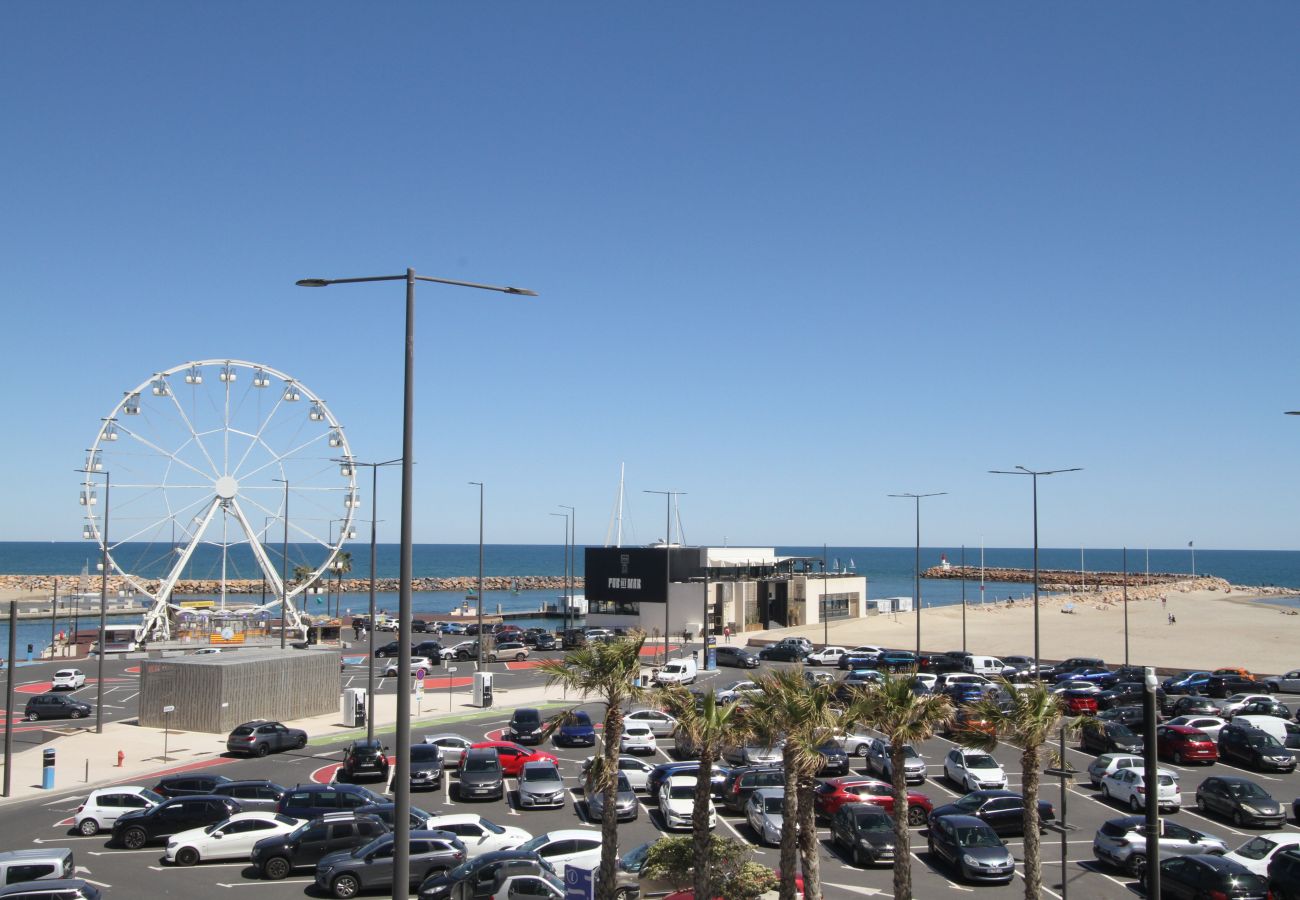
(282, 596), (308, 643)
(135, 599), (173, 644)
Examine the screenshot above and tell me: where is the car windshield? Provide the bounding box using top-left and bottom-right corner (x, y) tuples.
(1248, 733), (1283, 749)
(763, 796), (784, 813)
(953, 794), (987, 813)
(1235, 836), (1279, 860)
(1228, 782), (1270, 799)
(141, 789), (164, 803)
(514, 712), (541, 726)
(854, 811), (892, 831)
(525, 768), (562, 785)
(668, 784), (696, 800)
(1110, 724), (1137, 738)
(464, 756), (499, 773)
(965, 754), (999, 769)
(955, 826), (1002, 848)
(819, 742), (844, 753)
(621, 842), (651, 871)
(411, 746), (441, 762)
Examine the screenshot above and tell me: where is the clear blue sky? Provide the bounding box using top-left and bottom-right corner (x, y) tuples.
(4, 3), (1299, 550)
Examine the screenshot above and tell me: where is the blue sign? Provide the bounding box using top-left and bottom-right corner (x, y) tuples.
(707, 649), (716, 670)
(564, 866), (594, 900)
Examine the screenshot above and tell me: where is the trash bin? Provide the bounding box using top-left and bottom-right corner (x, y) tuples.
(42, 748), (55, 790)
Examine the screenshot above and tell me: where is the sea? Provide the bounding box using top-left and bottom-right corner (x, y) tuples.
(3, 543), (1297, 658)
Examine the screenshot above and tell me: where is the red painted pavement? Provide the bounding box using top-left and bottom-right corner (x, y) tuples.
(17, 678), (130, 695)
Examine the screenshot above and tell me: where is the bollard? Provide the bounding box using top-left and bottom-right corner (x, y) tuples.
(41, 748), (55, 790)
(84, 759), (89, 783)
(117, 750), (124, 768)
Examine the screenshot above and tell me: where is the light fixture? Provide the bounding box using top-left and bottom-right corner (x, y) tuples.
(309, 402), (326, 422)
(151, 377), (170, 397)
(219, 364), (237, 382)
(122, 392), (141, 415)
(252, 369), (271, 388)
(283, 383), (301, 402)
(185, 366), (203, 385)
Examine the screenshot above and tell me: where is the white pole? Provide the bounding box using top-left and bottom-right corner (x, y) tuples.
(979, 538), (985, 604)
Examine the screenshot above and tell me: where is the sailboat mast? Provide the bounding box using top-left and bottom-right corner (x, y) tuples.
(616, 463), (625, 548)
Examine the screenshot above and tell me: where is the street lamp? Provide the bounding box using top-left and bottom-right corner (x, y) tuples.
(644, 490), (686, 665)
(273, 478), (290, 650)
(888, 492), (946, 657)
(558, 506), (574, 643)
(989, 466), (1081, 674)
(470, 483), (484, 669)
(822, 545), (830, 648)
(1143, 666), (1162, 899)
(338, 458), (401, 743)
(74, 467), (110, 735)
(298, 268), (535, 900)
(550, 512), (569, 644)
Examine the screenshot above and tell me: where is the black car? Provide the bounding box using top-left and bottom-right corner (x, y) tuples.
(713, 646), (759, 668)
(411, 619), (430, 633)
(720, 765), (785, 813)
(560, 629), (586, 650)
(505, 708), (544, 745)
(416, 850), (553, 900)
(1207, 674), (1257, 698)
(452, 641), (481, 661)
(1080, 721), (1145, 756)
(1171, 695), (1223, 717)
(457, 748), (505, 801)
(645, 761), (731, 799)
(1095, 682), (1165, 712)
(758, 644), (808, 662)
(412, 640), (445, 660)
(1195, 775), (1287, 827)
(1234, 699), (1292, 719)
(373, 641), (405, 658)
(111, 795), (241, 849)
(1110, 665), (1153, 684)
(210, 780), (288, 812)
(830, 803), (896, 868)
(251, 812), (390, 880)
(278, 785), (387, 821)
(926, 814), (1016, 884)
(919, 653), (966, 674)
(23, 694), (92, 721)
(409, 744), (444, 791)
(341, 738), (391, 782)
(1143, 853), (1269, 900)
(530, 633), (558, 651)
(1269, 848), (1300, 900)
(927, 790), (1055, 837)
(1097, 705), (1150, 731)
(225, 720), (308, 757)
(152, 773), (234, 798)
(815, 740), (850, 776)
(1218, 724), (1297, 773)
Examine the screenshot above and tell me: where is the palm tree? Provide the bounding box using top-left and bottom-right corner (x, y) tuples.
(660, 685), (749, 900)
(534, 631), (650, 899)
(845, 674), (954, 900)
(742, 668), (840, 900)
(963, 678), (1069, 900)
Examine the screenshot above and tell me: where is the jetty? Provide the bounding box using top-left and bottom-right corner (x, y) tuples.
(923, 565), (1190, 589)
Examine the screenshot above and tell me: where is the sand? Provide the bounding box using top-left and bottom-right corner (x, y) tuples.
(770, 584), (1300, 676)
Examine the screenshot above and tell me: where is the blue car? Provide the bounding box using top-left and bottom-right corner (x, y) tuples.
(838, 652), (881, 670)
(554, 710), (596, 747)
(1162, 671), (1211, 694)
(1053, 667), (1116, 688)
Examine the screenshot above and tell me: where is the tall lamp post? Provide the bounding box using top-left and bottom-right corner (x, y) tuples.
(558, 505), (575, 641)
(75, 467), (110, 734)
(550, 512), (569, 642)
(960, 544), (967, 654)
(339, 458), (401, 742)
(989, 466), (1081, 674)
(888, 492), (946, 657)
(471, 483), (485, 669)
(822, 546), (830, 648)
(299, 267), (537, 900)
(645, 490), (686, 665)
(273, 478), (290, 650)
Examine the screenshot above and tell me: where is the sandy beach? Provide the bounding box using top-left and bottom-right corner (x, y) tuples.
(769, 579), (1300, 675)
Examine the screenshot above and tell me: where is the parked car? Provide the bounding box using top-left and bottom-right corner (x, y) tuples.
(448, 641), (481, 661)
(619, 724), (657, 755)
(277, 784), (386, 821)
(713, 646), (759, 668)
(585, 772), (637, 822)
(1232, 699), (1293, 720)
(152, 774), (234, 798)
(511, 830), (602, 876)
(50, 669), (85, 690)
(0, 849), (75, 886)
(1167, 714), (1229, 742)
(624, 708), (678, 738)
(341, 738), (391, 782)
(505, 709), (544, 745)
(1086, 753), (1145, 788)
(416, 850), (553, 900)
(516, 762), (567, 810)
(210, 780), (288, 813)
(314, 831), (467, 898)
(944, 748), (1008, 792)
(488, 642), (529, 662)
(1155, 725), (1219, 764)
(805, 646), (847, 666)
(530, 633), (558, 651)
(0, 880), (98, 900)
(1221, 693), (1277, 716)
(745, 787), (788, 846)
(466, 742), (558, 777)
(928, 790), (1055, 836)
(553, 711), (596, 748)
(412, 640), (444, 659)
(659, 776), (716, 831)
(1100, 767), (1180, 813)
(1097, 705), (1150, 731)
(926, 814), (1015, 884)
(164, 810), (300, 866)
(1225, 833), (1300, 876)
(373, 641), (404, 658)
(1263, 670), (1300, 694)
(458, 748), (506, 801)
(757, 642), (808, 662)
(384, 656), (434, 677)
(422, 815), (531, 859)
(838, 646), (887, 670)
(1235, 714), (1300, 750)
(815, 740), (851, 776)
(410, 744), (444, 791)
(1268, 848), (1300, 900)
(1170, 695), (1223, 717)
(1195, 776), (1287, 828)
(580, 755), (656, 792)
(720, 766), (786, 814)
(878, 650), (920, 672)
(1142, 854), (1269, 900)
(722, 742), (782, 768)
(1218, 723), (1297, 773)
(24, 694), (91, 721)
(1091, 815), (1229, 877)
(865, 738), (927, 784)
(813, 776), (932, 825)
(111, 795), (242, 849)
(830, 803), (895, 868)
(1080, 720), (1145, 755)
(645, 762), (730, 800)
(1207, 674), (1259, 699)
(1096, 681), (1164, 711)
(72, 786), (163, 836)
(1061, 689), (1101, 715)
(1163, 671), (1213, 695)
(942, 708), (996, 740)
(422, 734), (472, 767)
(225, 720), (308, 757)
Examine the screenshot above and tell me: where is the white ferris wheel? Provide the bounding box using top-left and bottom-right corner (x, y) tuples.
(79, 360), (357, 642)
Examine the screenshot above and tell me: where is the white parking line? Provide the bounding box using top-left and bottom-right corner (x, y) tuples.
(217, 879), (313, 888)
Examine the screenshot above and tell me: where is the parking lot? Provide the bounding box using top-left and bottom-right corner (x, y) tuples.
(4, 652), (1300, 898)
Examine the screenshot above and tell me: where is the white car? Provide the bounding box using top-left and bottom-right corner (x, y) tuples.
(51, 669), (86, 690)
(581, 755), (657, 792)
(192, 647), (222, 655)
(943, 748), (1008, 792)
(658, 775), (716, 831)
(1224, 832), (1300, 876)
(1166, 715), (1228, 743)
(620, 724), (657, 755)
(1086, 753), (1145, 788)
(805, 647), (847, 666)
(1263, 670), (1300, 694)
(74, 785), (164, 835)
(839, 730), (876, 757)
(513, 829), (602, 875)
(624, 709), (678, 738)
(1220, 693), (1274, 716)
(715, 680), (761, 704)
(423, 733), (473, 766)
(1099, 767), (1180, 813)
(1050, 679), (1102, 695)
(490, 873), (565, 900)
(385, 656), (433, 677)
(912, 673), (938, 691)
(165, 811), (300, 865)
(425, 814), (532, 858)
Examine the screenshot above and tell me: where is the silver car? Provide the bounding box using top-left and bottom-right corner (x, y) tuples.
(516, 761), (566, 809)
(581, 756), (656, 792)
(866, 739), (927, 785)
(586, 772), (638, 822)
(745, 787), (787, 847)
(423, 733), (472, 767)
(1092, 815), (1229, 876)
(723, 743), (783, 767)
(624, 709), (678, 738)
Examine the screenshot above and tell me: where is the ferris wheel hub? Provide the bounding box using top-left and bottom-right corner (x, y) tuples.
(214, 475), (239, 500)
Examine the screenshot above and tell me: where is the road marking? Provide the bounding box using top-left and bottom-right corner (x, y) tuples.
(87, 849), (155, 855)
(217, 879), (313, 888)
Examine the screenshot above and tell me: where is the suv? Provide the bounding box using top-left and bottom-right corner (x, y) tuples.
(720, 765), (786, 813)
(1092, 815), (1230, 877)
(278, 785), (386, 820)
(1207, 673), (1257, 698)
(412, 640), (444, 659)
(225, 720), (308, 757)
(72, 786), (162, 836)
(315, 831), (466, 899)
(110, 795), (241, 849)
(1218, 724), (1297, 773)
(152, 773), (234, 798)
(0, 849), (74, 885)
(23, 694), (91, 721)
(417, 850), (554, 900)
(210, 780), (288, 812)
(506, 708), (544, 745)
(251, 812), (389, 880)
(458, 748), (506, 801)
(341, 738), (391, 782)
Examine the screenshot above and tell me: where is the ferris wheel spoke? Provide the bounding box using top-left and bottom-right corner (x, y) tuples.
(230, 388), (292, 480)
(236, 430), (338, 484)
(226, 498), (287, 597)
(163, 383), (223, 480)
(115, 422), (216, 485)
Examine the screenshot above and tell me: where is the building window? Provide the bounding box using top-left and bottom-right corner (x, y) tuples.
(822, 592), (855, 620)
(590, 599), (641, 617)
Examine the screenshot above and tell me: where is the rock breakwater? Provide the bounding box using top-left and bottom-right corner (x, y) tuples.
(0, 573), (582, 596)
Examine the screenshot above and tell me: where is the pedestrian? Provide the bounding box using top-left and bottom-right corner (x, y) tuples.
(1162, 596), (1167, 608)
(723, 625), (732, 643)
(1171, 614), (1176, 624)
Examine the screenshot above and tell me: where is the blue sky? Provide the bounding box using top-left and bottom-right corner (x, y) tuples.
(4, 3), (1300, 550)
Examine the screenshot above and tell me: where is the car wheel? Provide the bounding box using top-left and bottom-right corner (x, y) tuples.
(908, 805), (927, 827)
(856, 745), (870, 758)
(514, 652), (526, 661)
(77, 818), (99, 836)
(1129, 794), (1141, 812)
(1196, 795), (1207, 812)
(489, 654), (498, 662)
(123, 827), (147, 850)
(332, 874), (361, 899)
(262, 856), (291, 880)
(70, 709), (85, 719)
(1173, 751), (1184, 765)
(26, 712), (38, 721)
(296, 734), (308, 749)
(1234, 809), (1247, 827)
(255, 743), (270, 758)
(424, 867), (447, 881)
(175, 846), (200, 867)
(1101, 785), (1111, 800)
(1127, 854), (1146, 878)
(613, 890), (636, 900)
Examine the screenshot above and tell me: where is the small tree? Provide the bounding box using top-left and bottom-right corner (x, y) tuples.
(642, 834), (778, 900)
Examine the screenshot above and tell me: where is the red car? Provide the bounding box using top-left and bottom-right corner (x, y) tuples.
(465, 741), (558, 777)
(1062, 691), (1099, 715)
(813, 776), (933, 825)
(1155, 724), (1219, 764)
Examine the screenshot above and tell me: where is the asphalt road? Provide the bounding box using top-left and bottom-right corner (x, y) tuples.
(4, 655), (1300, 898)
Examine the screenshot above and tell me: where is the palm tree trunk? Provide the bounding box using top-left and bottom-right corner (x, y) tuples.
(889, 744), (913, 900)
(1020, 745), (1042, 900)
(795, 774), (822, 900)
(692, 748), (715, 900)
(597, 703), (626, 899)
(778, 748), (799, 900)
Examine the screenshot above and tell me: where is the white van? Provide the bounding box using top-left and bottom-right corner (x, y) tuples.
(1233, 715), (1300, 750)
(964, 656), (1012, 677)
(654, 657), (698, 686)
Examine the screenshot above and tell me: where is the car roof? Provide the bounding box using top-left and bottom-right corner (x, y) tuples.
(88, 785), (150, 795)
(751, 787), (785, 800)
(938, 815), (996, 829)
